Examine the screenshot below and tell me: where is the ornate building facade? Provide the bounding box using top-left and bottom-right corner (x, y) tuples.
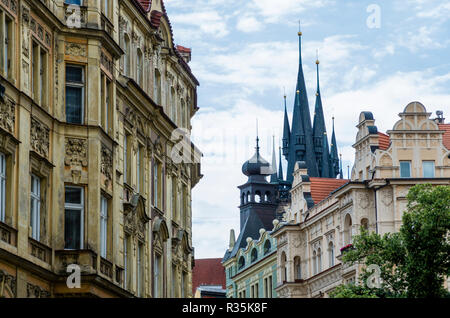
(274, 102), (450, 298)
(0, 0), (201, 298)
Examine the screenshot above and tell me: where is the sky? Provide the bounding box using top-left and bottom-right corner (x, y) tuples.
(163, 0), (450, 259)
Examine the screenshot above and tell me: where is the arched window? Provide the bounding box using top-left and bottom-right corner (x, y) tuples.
(328, 242), (334, 267)
(265, 192), (271, 202)
(255, 191), (262, 203)
(124, 34), (131, 76)
(263, 240), (271, 255)
(361, 218), (369, 231)
(294, 256), (301, 280)
(247, 191), (251, 203)
(344, 214), (353, 245)
(251, 248), (258, 263)
(241, 193), (245, 205)
(312, 251), (317, 275)
(281, 252), (287, 282)
(238, 256), (245, 270)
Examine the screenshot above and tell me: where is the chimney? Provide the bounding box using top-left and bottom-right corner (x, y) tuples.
(176, 45), (192, 64)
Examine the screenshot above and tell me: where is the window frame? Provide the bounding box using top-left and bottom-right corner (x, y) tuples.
(65, 64), (85, 124)
(422, 161), (435, 178)
(100, 195), (108, 258)
(400, 161), (411, 178)
(30, 174), (41, 241)
(64, 186), (84, 250)
(0, 152), (5, 223)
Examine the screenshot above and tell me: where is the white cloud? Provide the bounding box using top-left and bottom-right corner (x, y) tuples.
(170, 11), (229, 38)
(236, 15), (263, 33)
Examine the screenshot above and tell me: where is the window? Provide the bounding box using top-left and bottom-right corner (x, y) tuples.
(423, 161), (435, 178)
(0, 10), (13, 78)
(65, 65), (85, 124)
(124, 234), (130, 290)
(154, 69), (161, 105)
(137, 145), (141, 193)
(263, 240), (271, 255)
(137, 49), (143, 86)
(64, 187), (84, 249)
(154, 254), (162, 298)
(0, 153), (5, 223)
(171, 265), (176, 297)
(137, 243), (143, 297)
(172, 178), (177, 221)
(101, 74), (112, 133)
(124, 35), (130, 76)
(328, 242), (334, 267)
(267, 276), (273, 298)
(65, 0), (83, 4)
(294, 257), (301, 280)
(30, 175), (41, 241)
(181, 271), (187, 298)
(31, 41), (48, 107)
(317, 248), (322, 273)
(100, 195), (108, 258)
(153, 161), (162, 209)
(400, 161), (411, 178)
(251, 248), (258, 263)
(124, 133), (131, 184)
(102, 0), (110, 17)
(238, 256), (245, 270)
(313, 251), (317, 275)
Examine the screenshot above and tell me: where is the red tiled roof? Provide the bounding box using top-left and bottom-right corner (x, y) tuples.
(176, 45), (191, 53)
(438, 124), (450, 150)
(192, 258), (226, 295)
(309, 178), (349, 204)
(150, 10), (163, 28)
(137, 0), (151, 12)
(378, 132), (390, 150)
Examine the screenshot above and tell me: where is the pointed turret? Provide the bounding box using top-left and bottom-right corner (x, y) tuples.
(282, 95), (290, 158)
(312, 56), (331, 177)
(285, 30), (319, 182)
(270, 136), (278, 183)
(278, 146), (284, 182)
(330, 117), (340, 178)
(339, 153), (344, 179)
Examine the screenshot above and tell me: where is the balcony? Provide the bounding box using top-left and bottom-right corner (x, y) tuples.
(55, 249), (97, 275)
(29, 238), (52, 264)
(99, 257), (113, 279)
(0, 221), (17, 247)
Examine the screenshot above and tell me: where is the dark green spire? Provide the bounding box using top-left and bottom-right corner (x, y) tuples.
(312, 57), (331, 177)
(270, 136), (278, 183)
(330, 117), (340, 178)
(278, 145), (284, 181)
(282, 94), (290, 157)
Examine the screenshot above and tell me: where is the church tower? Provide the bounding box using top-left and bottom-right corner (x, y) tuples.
(222, 136), (278, 262)
(282, 30), (341, 183)
(283, 30), (319, 183)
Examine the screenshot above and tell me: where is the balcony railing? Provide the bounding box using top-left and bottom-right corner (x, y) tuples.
(0, 221), (17, 246)
(100, 257), (113, 279)
(29, 238), (52, 264)
(55, 249), (97, 275)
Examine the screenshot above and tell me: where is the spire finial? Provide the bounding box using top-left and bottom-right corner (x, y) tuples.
(256, 118), (260, 154)
(298, 20), (302, 36)
(316, 49), (319, 65)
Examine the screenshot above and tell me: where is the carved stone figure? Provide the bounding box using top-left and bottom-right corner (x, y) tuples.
(30, 117), (50, 158)
(65, 138), (88, 167)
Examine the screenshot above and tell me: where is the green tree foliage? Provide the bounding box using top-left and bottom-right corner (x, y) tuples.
(330, 184), (450, 298)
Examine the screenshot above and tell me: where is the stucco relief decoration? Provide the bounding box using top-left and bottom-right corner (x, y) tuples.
(101, 145), (113, 185)
(30, 117), (49, 158)
(124, 194), (150, 242)
(358, 192), (370, 209)
(65, 138), (88, 167)
(65, 42), (86, 57)
(100, 51), (113, 75)
(381, 188), (393, 206)
(0, 270), (16, 297)
(0, 97), (15, 134)
(21, 6), (30, 58)
(26, 283), (51, 298)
